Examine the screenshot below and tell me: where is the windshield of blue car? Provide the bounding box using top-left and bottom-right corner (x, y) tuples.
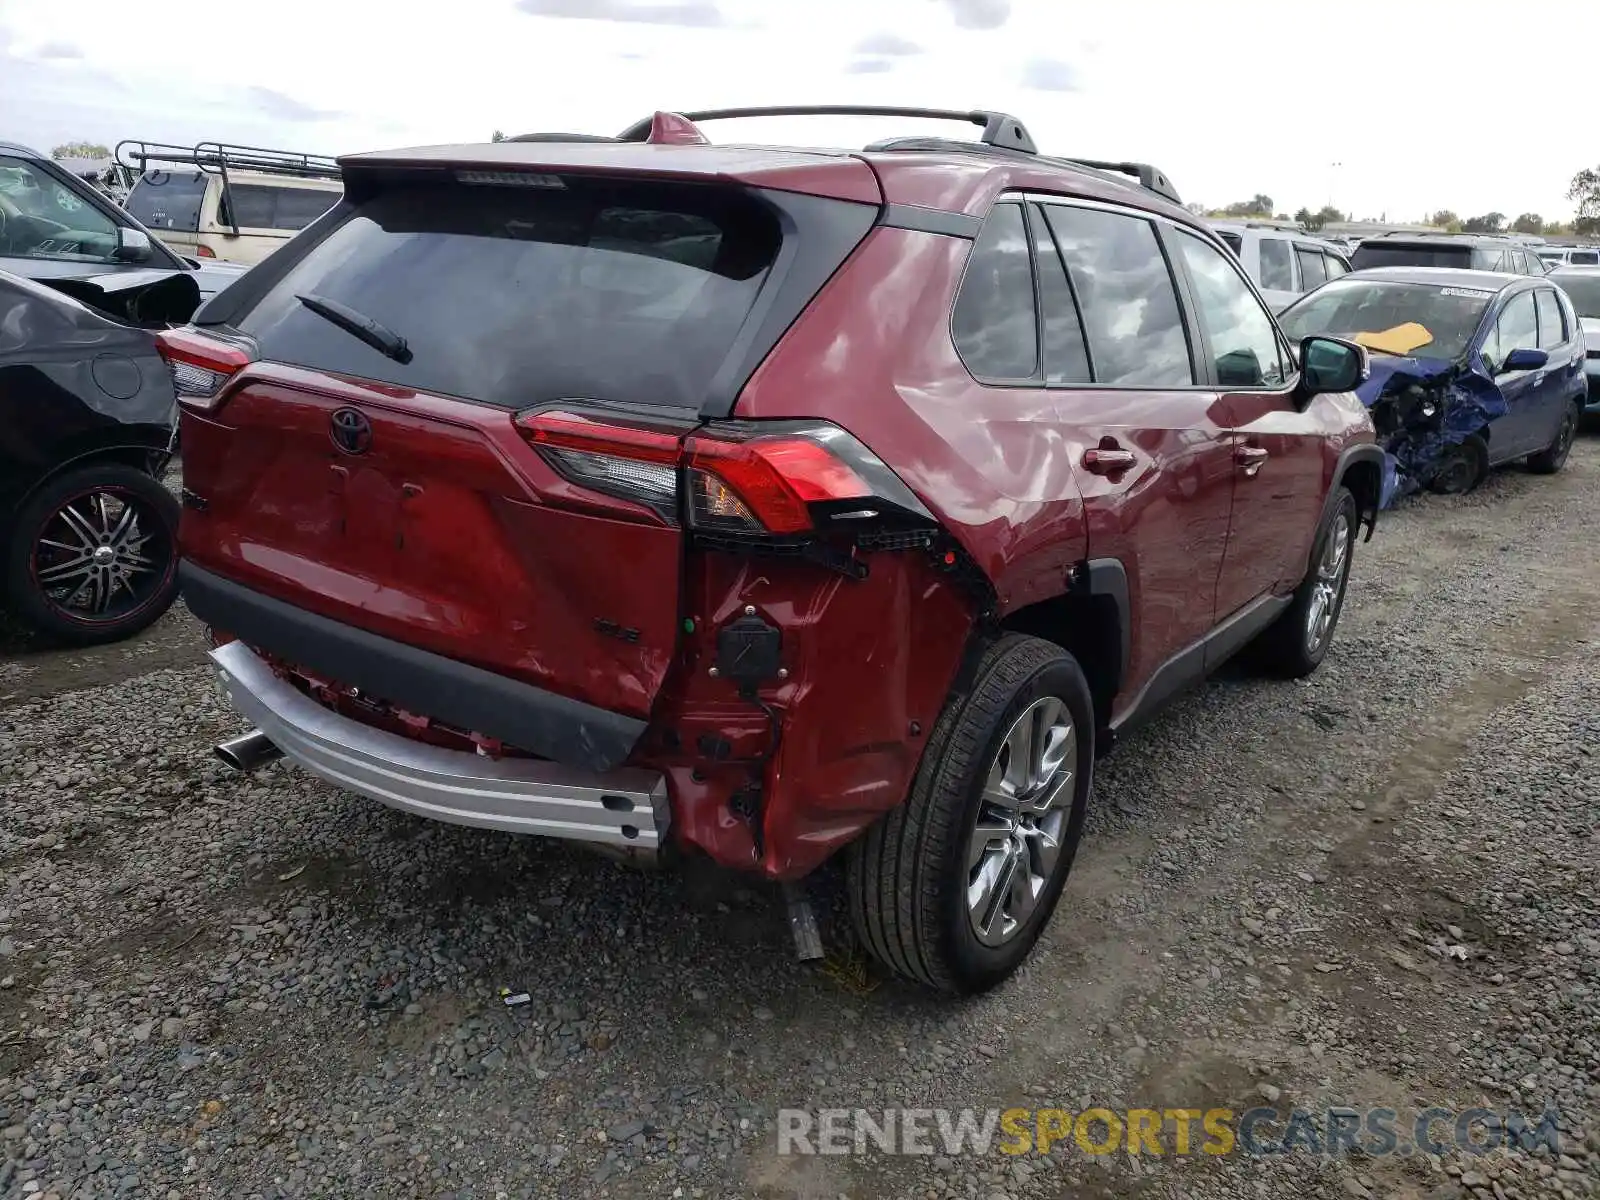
(0, 155), (122, 264)
(1278, 279), (1493, 360)
(1553, 274), (1600, 318)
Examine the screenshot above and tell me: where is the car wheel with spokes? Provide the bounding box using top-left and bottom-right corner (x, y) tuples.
(847, 634), (1094, 995)
(4, 463), (180, 646)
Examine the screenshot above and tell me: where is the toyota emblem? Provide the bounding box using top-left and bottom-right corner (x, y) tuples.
(329, 407), (372, 455)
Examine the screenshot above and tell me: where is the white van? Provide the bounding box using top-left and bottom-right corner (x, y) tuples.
(1209, 221), (1352, 313)
(118, 141), (342, 266)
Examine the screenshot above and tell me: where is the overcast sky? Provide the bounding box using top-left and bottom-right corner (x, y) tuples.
(2, 0), (1595, 223)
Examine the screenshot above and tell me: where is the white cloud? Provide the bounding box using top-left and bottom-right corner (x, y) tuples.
(0, 0), (1594, 221)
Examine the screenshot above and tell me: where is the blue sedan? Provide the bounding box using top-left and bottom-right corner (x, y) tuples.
(1279, 267), (1586, 504)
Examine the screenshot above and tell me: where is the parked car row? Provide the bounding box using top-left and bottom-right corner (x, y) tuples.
(0, 108), (1586, 1001)
(1211, 219), (1592, 501)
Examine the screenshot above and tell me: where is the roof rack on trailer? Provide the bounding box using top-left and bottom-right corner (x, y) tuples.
(114, 139), (340, 237)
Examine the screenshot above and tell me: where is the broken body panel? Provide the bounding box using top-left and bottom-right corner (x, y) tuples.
(0, 269), (186, 519)
(1357, 355), (1507, 504)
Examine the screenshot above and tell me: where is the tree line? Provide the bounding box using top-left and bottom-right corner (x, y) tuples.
(1203, 166), (1600, 237)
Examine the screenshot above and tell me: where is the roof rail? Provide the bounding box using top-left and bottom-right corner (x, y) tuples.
(1069, 159), (1181, 206)
(615, 105), (1039, 155)
(115, 140), (340, 181)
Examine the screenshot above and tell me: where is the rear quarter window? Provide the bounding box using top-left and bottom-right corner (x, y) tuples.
(229, 175), (782, 411)
(951, 203), (1039, 380)
(221, 184), (338, 231)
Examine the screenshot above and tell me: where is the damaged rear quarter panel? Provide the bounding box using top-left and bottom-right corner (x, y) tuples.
(640, 549), (975, 881)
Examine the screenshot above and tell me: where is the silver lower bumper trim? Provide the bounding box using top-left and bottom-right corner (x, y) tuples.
(209, 641), (669, 850)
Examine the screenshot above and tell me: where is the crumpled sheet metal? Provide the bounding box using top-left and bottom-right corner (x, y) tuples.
(1355, 355), (1506, 507)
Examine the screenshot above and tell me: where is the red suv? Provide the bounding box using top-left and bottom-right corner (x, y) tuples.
(168, 107), (1382, 995)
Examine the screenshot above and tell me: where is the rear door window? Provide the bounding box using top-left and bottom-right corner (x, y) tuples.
(1535, 288), (1566, 347)
(231, 175), (783, 411)
(1258, 237), (1294, 290)
(1295, 245), (1327, 290)
(1570, 249), (1600, 266)
(1042, 204), (1193, 387)
(125, 169), (206, 232)
(952, 202), (1039, 380)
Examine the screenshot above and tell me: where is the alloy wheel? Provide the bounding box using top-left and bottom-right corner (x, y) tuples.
(965, 696), (1076, 948)
(1305, 511), (1350, 657)
(30, 488), (171, 625)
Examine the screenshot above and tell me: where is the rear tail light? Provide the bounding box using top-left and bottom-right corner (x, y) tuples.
(195, 245), (216, 258)
(156, 328), (254, 410)
(513, 409), (932, 537)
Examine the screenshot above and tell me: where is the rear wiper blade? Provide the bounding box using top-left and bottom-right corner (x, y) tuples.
(295, 292), (412, 364)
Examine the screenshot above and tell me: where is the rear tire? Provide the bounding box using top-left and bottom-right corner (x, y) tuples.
(1426, 436), (1488, 495)
(1249, 486), (1356, 680)
(3, 463), (180, 646)
(1527, 401), (1579, 474)
(846, 634), (1094, 995)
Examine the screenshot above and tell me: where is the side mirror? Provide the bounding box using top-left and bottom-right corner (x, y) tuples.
(111, 227), (153, 264)
(1297, 335), (1368, 399)
(1502, 347), (1548, 373)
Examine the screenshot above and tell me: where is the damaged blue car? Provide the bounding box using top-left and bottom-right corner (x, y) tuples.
(1280, 267), (1585, 504)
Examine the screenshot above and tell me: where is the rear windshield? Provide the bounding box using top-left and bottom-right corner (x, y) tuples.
(1350, 243), (1474, 270)
(1278, 278), (1493, 361)
(125, 170), (206, 232)
(1553, 274), (1600, 318)
(232, 176), (781, 410)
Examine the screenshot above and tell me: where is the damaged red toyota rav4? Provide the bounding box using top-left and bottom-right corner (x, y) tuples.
(168, 106), (1383, 995)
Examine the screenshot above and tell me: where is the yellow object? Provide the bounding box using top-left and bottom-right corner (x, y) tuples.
(1351, 322), (1434, 356)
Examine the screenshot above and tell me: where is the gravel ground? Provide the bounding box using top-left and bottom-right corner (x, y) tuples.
(1, 441), (1598, 1200)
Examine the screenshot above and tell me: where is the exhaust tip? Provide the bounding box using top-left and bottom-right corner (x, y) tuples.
(214, 729), (282, 773)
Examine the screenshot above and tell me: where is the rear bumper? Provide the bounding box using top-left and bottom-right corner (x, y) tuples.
(179, 561), (646, 772)
(211, 640), (670, 850)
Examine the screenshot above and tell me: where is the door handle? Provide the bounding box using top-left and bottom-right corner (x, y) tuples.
(1082, 447), (1137, 475)
(1235, 445), (1269, 477)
